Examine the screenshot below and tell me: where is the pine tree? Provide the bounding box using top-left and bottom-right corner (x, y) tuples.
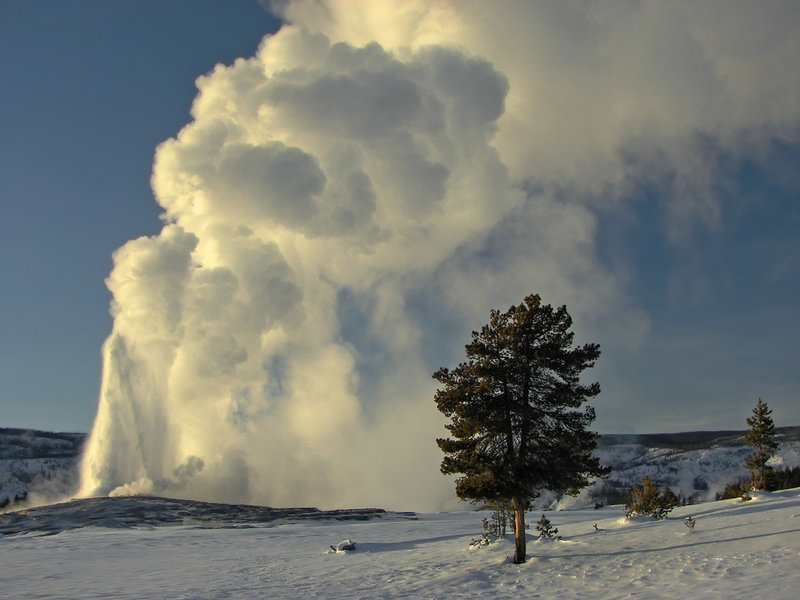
(744, 398), (778, 490)
(434, 294), (609, 564)
(659, 486), (679, 516)
(625, 475), (660, 517)
(535, 514), (559, 539)
(625, 475), (678, 519)
(484, 499), (515, 538)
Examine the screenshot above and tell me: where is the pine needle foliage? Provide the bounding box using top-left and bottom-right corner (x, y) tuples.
(434, 294), (609, 563)
(744, 398), (779, 490)
(482, 500), (515, 538)
(625, 475), (678, 519)
(535, 514), (559, 539)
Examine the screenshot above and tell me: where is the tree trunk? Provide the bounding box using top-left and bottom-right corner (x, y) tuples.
(512, 497), (526, 564)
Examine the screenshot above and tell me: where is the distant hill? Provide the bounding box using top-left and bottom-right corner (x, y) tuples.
(3, 427), (800, 511)
(598, 426), (800, 450)
(580, 426), (800, 508)
(0, 428), (85, 509)
(0, 428), (85, 459)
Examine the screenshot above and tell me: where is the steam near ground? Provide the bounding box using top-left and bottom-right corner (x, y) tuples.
(3, 490), (799, 599)
(4, 427), (799, 511)
(78, 1), (800, 510)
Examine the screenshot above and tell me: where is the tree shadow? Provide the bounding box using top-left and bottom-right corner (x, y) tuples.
(679, 496), (800, 521)
(357, 533), (470, 553)
(530, 527), (800, 560)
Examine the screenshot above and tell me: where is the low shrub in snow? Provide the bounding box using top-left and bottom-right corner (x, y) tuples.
(625, 475), (678, 519)
(469, 534), (491, 548)
(481, 500), (516, 538)
(535, 514), (559, 539)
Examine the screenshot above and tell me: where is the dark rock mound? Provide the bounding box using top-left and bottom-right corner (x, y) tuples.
(0, 495), (416, 537)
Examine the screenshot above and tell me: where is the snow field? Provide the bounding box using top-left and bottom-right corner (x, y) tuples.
(2, 489), (799, 599)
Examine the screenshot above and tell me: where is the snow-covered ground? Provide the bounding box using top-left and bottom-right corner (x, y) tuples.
(2, 489), (799, 599)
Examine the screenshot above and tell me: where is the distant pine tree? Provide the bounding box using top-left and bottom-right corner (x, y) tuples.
(777, 466), (800, 490)
(717, 479), (749, 501)
(660, 486), (679, 512)
(744, 398), (778, 490)
(720, 466), (800, 499)
(625, 476), (678, 519)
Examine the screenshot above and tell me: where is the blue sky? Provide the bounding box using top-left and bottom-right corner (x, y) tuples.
(1, 1), (798, 438)
(1, 1), (280, 430)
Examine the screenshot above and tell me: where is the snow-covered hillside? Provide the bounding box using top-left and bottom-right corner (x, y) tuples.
(1, 490), (798, 599)
(584, 428), (800, 507)
(0, 429), (84, 509)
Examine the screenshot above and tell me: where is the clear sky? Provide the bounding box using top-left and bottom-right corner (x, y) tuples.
(1, 0), (798, 442)
(1, 0), (281, 430)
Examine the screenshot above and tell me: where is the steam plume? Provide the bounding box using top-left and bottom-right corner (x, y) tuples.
(79, 1), (799, 509)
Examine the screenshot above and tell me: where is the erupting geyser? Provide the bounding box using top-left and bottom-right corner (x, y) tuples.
(78, 1), (798, 510)
(78, 18), (520, 510)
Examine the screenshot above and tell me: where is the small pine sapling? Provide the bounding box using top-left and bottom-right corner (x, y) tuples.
(718, 479), (748, 500)
(625, 476), (679, 519)
(481, 500), (515, 539)
(535, 514), (559, 539)
(660, 487), (679, 515)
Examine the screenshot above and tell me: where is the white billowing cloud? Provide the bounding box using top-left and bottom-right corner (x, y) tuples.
(79, 1), (799, 509)
(277, 0), (799, 233)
